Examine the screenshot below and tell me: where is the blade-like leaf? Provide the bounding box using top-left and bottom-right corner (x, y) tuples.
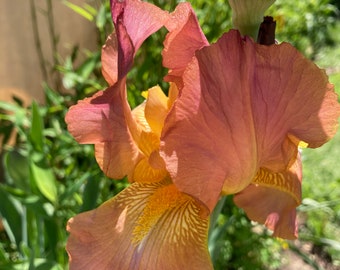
(30, 102), (44, 152)
(80, 176), (100, 212)
(63, 0), (94, 21)
(30, 154), (57, 204)
(4, 150), (30, 191)
(0, 185), (23, 246)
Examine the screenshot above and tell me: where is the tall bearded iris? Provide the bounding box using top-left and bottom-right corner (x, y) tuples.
(65, 0), (340, 269)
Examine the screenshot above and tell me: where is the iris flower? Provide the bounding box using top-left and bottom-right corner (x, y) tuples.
(161, 2), (340, 239)
(65, 0), (340, 269)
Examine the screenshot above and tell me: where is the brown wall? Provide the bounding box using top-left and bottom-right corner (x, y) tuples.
(0, 0), (98, 103)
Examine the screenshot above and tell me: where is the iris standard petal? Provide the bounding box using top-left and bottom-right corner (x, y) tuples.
(163, 2), (208, 87)
(111, 0), (169, 57)
(102, 0), (168, 84)
(161, 31), (259, 212)
(110, 0), (169, 79)
(66, 181), (212, 270)
(252, 42), (340, 168)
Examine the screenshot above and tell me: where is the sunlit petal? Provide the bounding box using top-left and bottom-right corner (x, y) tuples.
(144, 86), (169, 137)
(65, 81), (141, 179)
(101, 33), (119, 86)
(111, 0), (169, 56)
(132, 131), (167, 183)
(109, 0), (169, 79)
(163, 2), (208, 87)
(161, 30), (259, 212)
(67, 181), (212, 270)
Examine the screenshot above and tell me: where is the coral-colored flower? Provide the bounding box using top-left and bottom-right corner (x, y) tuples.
(65, 0), (340, 268)
(161, 13), (340, 239)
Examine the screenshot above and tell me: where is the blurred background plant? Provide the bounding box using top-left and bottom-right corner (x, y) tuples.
(0, 0), (339, 269)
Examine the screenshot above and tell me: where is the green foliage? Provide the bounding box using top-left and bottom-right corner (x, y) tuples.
(268, 0), (339, 59)
(209, 197), (282, 270)
(299, 130), (340, 266)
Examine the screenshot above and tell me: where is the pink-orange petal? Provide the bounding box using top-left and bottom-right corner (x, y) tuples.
(66, 82), (125, 144)
(252, 42), (340, 168)
(67, 0), (171, 179)
(234, 156), (302, 239)
(65, 81), (140, 180)
(234, 184), (299, 239)
(161, 29), (340, 211)
(95, 141), (141, 180)
(111, 0), (169, 62)
(102, 0), (168, 84)
(163, 2), (208, 87)
(101, 33), (119, 86)
(161, 31), (259, 212)
(111, 0), (169, 52)
(66, 181), (213, 270)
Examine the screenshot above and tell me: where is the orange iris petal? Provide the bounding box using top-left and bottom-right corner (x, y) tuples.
(66, 181), (212, 270)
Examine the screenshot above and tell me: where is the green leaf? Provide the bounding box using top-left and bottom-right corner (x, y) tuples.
(0, 185), (23, 246)
(0, 101), (27, 129)
(0, 239), (9, 262)
(0, 101), (21, 112)
(4, 150), (30, 190)
(58, 172), (89, 202)
(63, 0), (94, 21)
(62, 72), (78, 89)
(80, 176), (100, 212)
(21, 196), (55, 218)
(76, 52), (100, 79)
(44, 219), (60, 261)
(0, 263), (28, 270)
(1, 259), (61, 270)
(83, 3), (97, 16)
(30, 102), (44, 152)
(30, 155), (57, 204)
(96, 4), (106, 29)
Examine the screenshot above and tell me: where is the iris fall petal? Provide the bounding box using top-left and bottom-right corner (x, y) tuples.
(234, 155), (302, 239)
(66, 181), (212, 270)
